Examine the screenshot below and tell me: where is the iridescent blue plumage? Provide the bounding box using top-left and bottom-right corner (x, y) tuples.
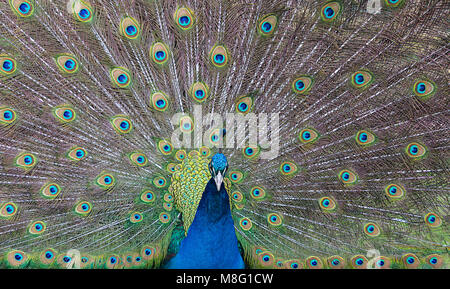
(165, 154), (244, 269)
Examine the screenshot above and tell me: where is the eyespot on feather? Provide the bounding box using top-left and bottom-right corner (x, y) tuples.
(267, 213), (283, 226)
(320, 1), (342, 22)
(385, 0), (405, 8)
(120, 17), (140, 39)
(285, 259), (302, 269)
(179, 116), (194, 133)
(150, 42), (170, 65)
(280, 161), (298, 176)
(235, 96), (254, 114)
(355, 130), (376, 146)
(15, 152), (37, 171)
(292, 76), (313, 94)
(259, 251), (275, 267)
(328, 256), (345, 269)
(7, 250), (28, 267)
(384, 183), (405, 199)
(163, 202), (173, 211)
(207, 128), (223, 147)
(130, 212), (143, 223)
(95, 172), (115, 189)
(0, 107), (17, 126)
(55, 54), (79, 74)
(190, 82), (209, 102)
(350, 70), (374, 89)
(424, 212), (442, 227)
(232, 191), (244, 203)
(150, 91), (170, 112)
(209, 45), (229, 68)
(0, 202), (18, 218)
(319, 196), (337, 211)
(10, 0), (35, 17)
(72, 0), (94, 22)
(363, 222), (380, 237)
(243, 145), (260, 159)
(158, 139), (173, 156)
(141, 245), (156, 260)
(229, 170), (244, 184)
(129, 152), (148, 167)
(174, 7), (195, 31)
(250, 186), (266, 200)
(40, 249), (57, 265)
(163, 193), (174, 203)
(67, 146), (87, 161)
(105, 255), (121, 269)
(373, 256), (390, 269)
(258, 14), (278, 36)
(159, 212), (170, 223)
(299, 128), (320, 144)
(53, 105), (76, 124)
(40, 183), (61, 199)
(74, 201), (92, 216)
(305, 256), (323, 269)
(413, 80), (436, 100)
(0, 55), (18, 75)
(28, 220), (46, 235)
(110, 67), (131, 88)
(402, 253), (420, 269)
(239, 217), (252, 231)
(199, 146), (211, 157)
(111, 116), (133, 134)
(153, 176), (167, 188)
(351, 255), (368, 269)
(405, 142), (427, 159)
(140, 190), (156, 203)
(425, 254), (443, 268)
(338, 169), (358, 185)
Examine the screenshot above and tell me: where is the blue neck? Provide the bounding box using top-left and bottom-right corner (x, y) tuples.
(165, 178), (244, 269)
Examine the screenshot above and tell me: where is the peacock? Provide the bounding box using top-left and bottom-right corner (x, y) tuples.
(0, 0), (448, 270)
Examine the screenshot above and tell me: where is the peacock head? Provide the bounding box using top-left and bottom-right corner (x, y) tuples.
(209, 153), (228, 191)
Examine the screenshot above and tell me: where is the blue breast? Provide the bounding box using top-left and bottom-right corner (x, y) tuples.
(164, 178), (244, 269)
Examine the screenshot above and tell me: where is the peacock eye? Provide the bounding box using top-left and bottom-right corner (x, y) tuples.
(355, 130), (376, 146)
(258, 14), (277, 36)
(72, 0), (93, 22)
(53, 106), (76, 123)
(10, 0), (34, 17)
(239, 217), (252, 230)
(110, 67), (131, 88)
(0, 56), (17, 75)
(364, 222), (380, 237)
(151, 42), (170, 65)
(350, 70), (374, 89)
(280, 161), (298, 176)
(292, 76), (313, 94)
(385, 0), (405, 8)
(130, 212), (143, 223)
(174, 7), (195, 30)
(0, 107), (17, 125)
(150, 92), (170, 112)
(338, 169), (358, 185)
(129, 152), (148, 167)
(55, 55), (79, 74)
(235, 95), (254, 114)
(95, 172), (115, 189)
(120, 17), (140, 39)
(320, 1), (341, 22)
(405, 142), (427, 159)
(210, 45), (229, 68)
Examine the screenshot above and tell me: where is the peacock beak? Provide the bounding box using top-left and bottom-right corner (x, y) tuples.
(214, 171), (224, 191)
